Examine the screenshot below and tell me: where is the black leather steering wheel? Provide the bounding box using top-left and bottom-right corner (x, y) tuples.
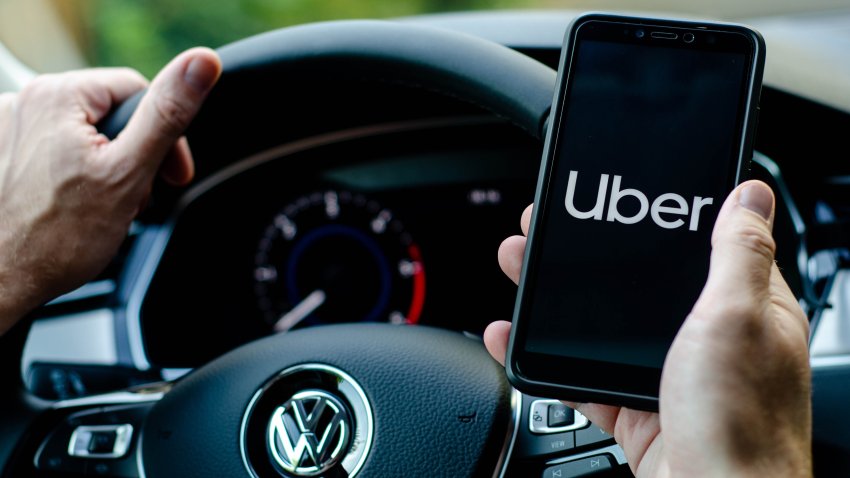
(101, 20), (556, 141)
(0, 20), (558, 478)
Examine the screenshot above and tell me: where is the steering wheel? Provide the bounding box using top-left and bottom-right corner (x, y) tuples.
(0, 20), (559, 478)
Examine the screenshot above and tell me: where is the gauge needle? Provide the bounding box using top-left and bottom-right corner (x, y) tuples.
(273, 289), (326, 333)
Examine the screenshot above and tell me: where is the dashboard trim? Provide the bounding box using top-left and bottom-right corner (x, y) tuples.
(123, 115), (504, 370)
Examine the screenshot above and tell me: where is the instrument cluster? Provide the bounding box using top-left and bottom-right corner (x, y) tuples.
(139, 123), (540, 367)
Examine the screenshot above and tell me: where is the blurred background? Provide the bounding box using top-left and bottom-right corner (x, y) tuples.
(0, 0), (848, 78)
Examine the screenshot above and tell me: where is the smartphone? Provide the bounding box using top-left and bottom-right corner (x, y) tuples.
(506, 13), (765, 410)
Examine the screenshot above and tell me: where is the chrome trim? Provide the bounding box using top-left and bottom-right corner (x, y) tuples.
(123, 116), (501, 371)
(493, 388), (521, 478)
(137, 424), (148, 478)
(240, 363), (374, 478)
(52, 388), (167, 410)
(160, 368), (193, 381)
(68, 424), (134, 459)
(125, 227), (169, 370)
(528, 399), (588, 434)
(545, 443), (628, 467)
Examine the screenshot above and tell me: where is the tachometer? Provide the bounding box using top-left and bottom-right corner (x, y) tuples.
(254, 190), (425, 332)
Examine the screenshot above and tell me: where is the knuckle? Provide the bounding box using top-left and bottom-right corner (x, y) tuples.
(122, 67), (148, 84)
(730, 222), (776, 260)
(110, 67), (148, 87)
(91, 149), (134, 183)
(18, 75), (50, 102)
(18, 74), (70, 105)
(152, 93), (191, 137)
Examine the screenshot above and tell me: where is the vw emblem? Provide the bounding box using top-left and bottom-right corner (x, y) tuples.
(267, 390), (350, 476)
(241, 364), (373, 478)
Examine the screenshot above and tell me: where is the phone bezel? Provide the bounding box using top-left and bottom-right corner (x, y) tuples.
(506, 13), (765, 410)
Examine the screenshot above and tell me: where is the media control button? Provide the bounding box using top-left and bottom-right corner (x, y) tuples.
(542, 454), (613, 478)
(575, 423), (614, 448)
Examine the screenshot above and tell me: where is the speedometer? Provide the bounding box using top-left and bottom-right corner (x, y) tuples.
(254, 190), (425, 332)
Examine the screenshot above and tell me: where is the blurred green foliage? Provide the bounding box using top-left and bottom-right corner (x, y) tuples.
(75, 0), (534, 77)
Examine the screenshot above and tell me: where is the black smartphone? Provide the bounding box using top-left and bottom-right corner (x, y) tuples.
(506, 13), (765, 410)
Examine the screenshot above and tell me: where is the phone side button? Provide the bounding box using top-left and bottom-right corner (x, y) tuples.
(575, 423), (614, 448)
(519, 431), (575, 457)
(542, 454), (613, 478)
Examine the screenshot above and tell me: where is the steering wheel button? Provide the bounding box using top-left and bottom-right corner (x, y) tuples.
(68, 424), (133, 459)
(520, 430), (575, 457)
(529, 399), (588, 434)
(575, 423), (614, 448)
(548, 403), (574, 427)
(542, 454), (613, 478)
(88, 431), (118, 454)
(38, 454), (86, 474)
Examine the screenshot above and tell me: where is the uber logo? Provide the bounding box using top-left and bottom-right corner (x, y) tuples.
(565, 171), (714, 231)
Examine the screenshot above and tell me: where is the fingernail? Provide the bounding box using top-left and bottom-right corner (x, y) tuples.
(739, 182), (773, 220)
(184, 56), (218, 94)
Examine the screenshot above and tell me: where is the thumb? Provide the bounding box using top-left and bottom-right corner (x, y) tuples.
(109, 47), (221, 178)
(693, 180), (776, 319)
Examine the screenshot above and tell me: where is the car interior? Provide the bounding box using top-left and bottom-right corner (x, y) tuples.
(1, 3), (849, 477)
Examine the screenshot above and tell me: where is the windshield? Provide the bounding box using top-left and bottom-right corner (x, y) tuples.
(0, 0), (847, 76)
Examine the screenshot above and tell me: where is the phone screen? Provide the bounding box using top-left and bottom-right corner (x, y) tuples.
(514, 19), (758, 399)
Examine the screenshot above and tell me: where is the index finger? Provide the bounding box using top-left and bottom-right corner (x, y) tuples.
(70, 68), (148, 124)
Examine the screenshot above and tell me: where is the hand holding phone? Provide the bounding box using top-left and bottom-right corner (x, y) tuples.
(486, 180), (812, 477)
(507, 14), (766, 409)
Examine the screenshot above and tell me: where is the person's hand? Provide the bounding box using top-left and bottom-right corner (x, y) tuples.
(0, 48), (222, 335)
(484, 181), (812, 477)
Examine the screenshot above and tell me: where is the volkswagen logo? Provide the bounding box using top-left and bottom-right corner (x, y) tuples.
(240, 364), (374, 478)
(267, 390), (350, 476)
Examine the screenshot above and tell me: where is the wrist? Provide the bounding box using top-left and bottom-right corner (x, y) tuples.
(0, 259), (40, 336)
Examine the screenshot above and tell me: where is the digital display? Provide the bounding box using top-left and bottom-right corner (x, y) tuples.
(523, 37), (749, 369)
